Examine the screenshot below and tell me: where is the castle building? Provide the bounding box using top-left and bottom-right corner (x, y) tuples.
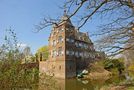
(39, 13), (96, 79)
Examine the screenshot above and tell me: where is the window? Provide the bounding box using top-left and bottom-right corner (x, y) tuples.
(52, 40), (56, 46)
(52, 50), (57, 57)
(71, 51), (74, 55)
(80, 52), (83, 57)
(84, 44), (88, 49)
(81, 43), (84, 48)
(79, 43), (82, 47)
(58, 28), (64, 33)
(66, 38), (69, 42)
(61, 29), (64, 32)
(58, 36), (63, 43)
(66, 50), (74, 56)
(66, 38), (74, 43)
(75, 51), (79, 57)
(66, 50), (69, 55)
(58, 47), (63, 56)
(66, 28), (69, 31)
(70, 39), (74, 43)
(75, 42), (79, 47)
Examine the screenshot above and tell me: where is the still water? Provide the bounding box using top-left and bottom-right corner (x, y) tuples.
(38, 76), (124, 90)
(0, 76), (125, 90)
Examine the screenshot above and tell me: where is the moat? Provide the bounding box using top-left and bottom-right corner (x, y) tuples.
(38, 76), (125, 90)
(40, 79), (108, 90)
(16, 74), (123, 90)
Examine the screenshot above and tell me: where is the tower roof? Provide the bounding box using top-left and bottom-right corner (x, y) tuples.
(60, 10), (73, 26)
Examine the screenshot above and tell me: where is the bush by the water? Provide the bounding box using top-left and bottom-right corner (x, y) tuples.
(0, 60), (39, 89)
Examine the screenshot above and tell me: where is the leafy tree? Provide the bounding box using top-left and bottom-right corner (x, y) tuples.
(104, 58), (125, 75)
(36, 45), (49, 61)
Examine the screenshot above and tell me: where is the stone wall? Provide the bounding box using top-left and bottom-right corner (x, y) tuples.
(39, 60), (66, 79)
(65, 60), (76, 78)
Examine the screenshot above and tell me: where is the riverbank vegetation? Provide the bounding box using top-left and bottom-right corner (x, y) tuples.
(0, 29), (39, 89)
(88, 58), (134, 90)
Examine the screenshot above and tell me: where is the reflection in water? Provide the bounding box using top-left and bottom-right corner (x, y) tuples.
(0, 76), (125, 90)
(39, 78), (107, 90)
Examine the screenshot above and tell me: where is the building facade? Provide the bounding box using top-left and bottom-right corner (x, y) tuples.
(39, 13), (96, 79)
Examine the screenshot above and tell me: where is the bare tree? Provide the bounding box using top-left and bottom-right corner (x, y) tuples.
(37, 0), (134, 56)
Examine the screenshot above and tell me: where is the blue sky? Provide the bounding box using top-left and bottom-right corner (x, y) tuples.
(0, 0), (102, 53)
